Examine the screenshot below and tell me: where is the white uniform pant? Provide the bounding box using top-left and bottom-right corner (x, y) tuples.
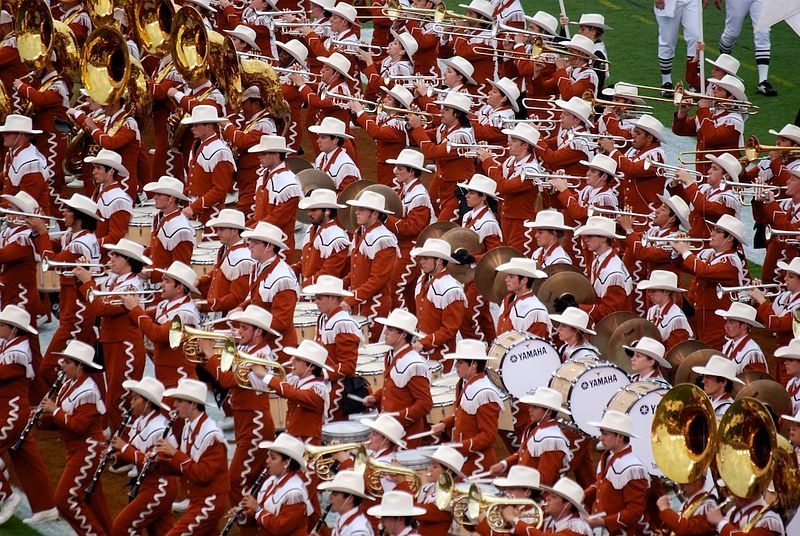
(720, 0), (771, 61)
(656, 0), (701, 63)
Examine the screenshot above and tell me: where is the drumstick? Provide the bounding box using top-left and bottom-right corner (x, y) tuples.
(407, 430), (437, 440)
(347, 393), (367, 404)
(586, 512), (607, 520)
(468, 470), (492, 480)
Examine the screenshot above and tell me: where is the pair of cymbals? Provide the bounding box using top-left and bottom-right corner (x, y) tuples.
(296, 169), (336, 224)
(337, 181), (403, 233)
(474, 247), (524, 303)
(537, 271), (596, 314)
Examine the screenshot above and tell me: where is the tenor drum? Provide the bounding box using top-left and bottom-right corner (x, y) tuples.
(295, 301), (320, 317)
(352, 315), (369, 340)
(294, 315), (318, 342)
(191, 249), (216, 277)
(606, 381), (668, 476)
(395, 449), (431, 484)
(322, 421), (370, 444)
(127, 215), (153, 246)
(498, 392), (514, 432)
(356, 354), (384, 392)
(549, 359), (631, 436)
(36, 262), (59, 292)
(191, 220), (204, 244)
(271, 394), (288, 432)
(427, 360), (443, 381)
(488, 331), (561, 398)
(428, 383), (456, 424)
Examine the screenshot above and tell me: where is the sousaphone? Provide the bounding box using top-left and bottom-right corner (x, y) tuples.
(16, 0), (79, 77)
(134, 0), (175, 55)
(475, 247), (524, 303)
(296, 169), (335, 224)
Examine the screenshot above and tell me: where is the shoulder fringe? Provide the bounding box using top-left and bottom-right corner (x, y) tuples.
(159, 220), (197, 250)
(319, 316), (362, 344)
(221, 251), (255, 281)
(428, 281), (467, 309)
(316, 226), (350, 258)
(268, 174), (303, 205)
(390, 359), (431, 388)
(261, 274), (299, 301)
(527, 430), (571, 458)
(606, 459), (650, 490)
(175, 307), (201, 327)
(360, 231), (399, 260)
(198, 141), (237, 172)
(65, 382), (107, 416)
(192, 427), (225, 461)
(404, 190), (434, 214)
(99, 194), (134, 217)
(0, 347), (34, 378)
(565, 519), (592, 536)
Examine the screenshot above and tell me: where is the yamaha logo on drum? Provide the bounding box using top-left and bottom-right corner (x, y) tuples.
(580, 375), (619, 390)
(508, 345), (552, 364)
(639, 404), (659, 416)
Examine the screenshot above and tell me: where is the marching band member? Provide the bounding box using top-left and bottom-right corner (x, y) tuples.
(672, 214), (750, 349)
(624, 337), (671, 386)
(343, 191), (400, 342)
(276, 40), (311, 153)
(476, 466), (542, 536)
(596, 83), (644, 141)
(110, 377), (178, 536)
(219, 2), (274, 54)
(543, 35), (599, 99)
(157, 379), (230, 534)
(84, 150), (133, 248)
(225, 24), (266, 58)
(536, 96), (595, 179)
(249, 135), (303, 251)
(747, 123), (800, 187)
(413, 56), (478, 114)
(295, 189), (350, 283)
(397, 0), (440, 77)
(478, 123), (543, 256)
(509, 11), (559, 94)
(637, 270), (693, 350)
(716, 302), (768, 374)
(490, 387), (572, 486)
(149, 44), (185, 181)
(366, 491), (426, 536)
(655, 473), (716, 536)
(316, 470), (375, 536)
(0, 11), (26, 93)
(583, 411), (651, 534)
(123, 261), (201, 388)
(249, 340), (332, 444)
(58, 0), (92, 43)
(75, 238), (150, 431)
(473, 78), (519, 145)
(364, 309), (433, 443)
(360, 33), (416, 100)
(691, 355), (741, 419)
(240, 222), (299, 357)
(0, 114), (52, 214)
(385, 149), (435, 310)
(0, 192), (44, 321)
(0, 305), (57, 526)
(410, 239), (466, 365)
(350, 415), (408, 503)
(302, 276), (363, 421)
(568, 13), (612, 84)
(39, 341), (112, 535)
(440, 0), (496, 93)
(303, 2), (360, 58)
(752, 166), (800, 288)
(416, 446), (465, 536)
(550, 154), (620, 225)
(141, 176), (197, 283)
(502, 477), (592, 535)
(408, 92), (476, 222)
(433, 339), (503, 476)
(525, 211), (574, 268)
(494, 258), (550, 339)
(292, 52), (357, 136)
(310, 117), (362, 192)
(549, 308), (600, 362)
(705, 492), (785, 535)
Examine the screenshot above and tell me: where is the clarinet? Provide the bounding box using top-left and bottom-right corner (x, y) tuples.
(129, 410), (178, 499)
(314, 504), (334, 534)
(219, 467), (271, 536)
(11, 371), (66, 453)
(86, 408), (133, 496)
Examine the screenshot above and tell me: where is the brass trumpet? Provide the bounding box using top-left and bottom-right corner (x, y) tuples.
(168, 317), (231, 363)
(715, 283), (784, 300)
(587, 206), (651, 225)
(363, 457), (423, 497)
(266, 19), (309, 34)
(319, 89), (379, 112)
(466, 485), (543, 532)
(41, 259), (106, 276)
(219, 339), (287, 392)
(87, 289), (157, 305)
(765, 225), (800, 245)
(446, 142), (506, 158)
(641, 234), (709, 251)
(567, 130), (629, 149)
(305, 443), (367, 481)
(380, 0), (447, 22)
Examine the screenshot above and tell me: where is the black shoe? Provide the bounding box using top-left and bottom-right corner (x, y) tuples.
(661, 82), (674, 98)
(757, 80), (778, 97)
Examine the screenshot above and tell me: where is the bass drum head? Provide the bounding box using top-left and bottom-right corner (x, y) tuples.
(606, 381), (668, 476)
(490, 333), (561, 399)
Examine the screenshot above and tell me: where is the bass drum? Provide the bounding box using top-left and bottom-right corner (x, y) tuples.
(606, 381), (668, 476)
(549, 359), (631, 436)
(487, 331), (561, 398)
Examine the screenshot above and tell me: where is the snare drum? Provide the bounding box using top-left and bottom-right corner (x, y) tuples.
(395, 449), (431, 485)
(498, 393), (514, 432)
(352, 315), (369, 340)
(428, 383), (456, 424)
(427, 360), (443, 382)
(191, 249), (217, 277)
(271, 394), (288, 432)
(295, 301), (320, 317)
(606, 381), (668, 476)
(356, 355), (384, 393)
(294, 315), (318, 342)
(488, 331), (561, 399)
(37, 262), (59, 292)
(127, 215), (153, 246)
(191, 221), (204, 243)
(321, 421), (370, 444)
(549, 359), (631, 436)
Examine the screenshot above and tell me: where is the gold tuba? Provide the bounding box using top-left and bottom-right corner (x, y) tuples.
(87, 0), (115, 26)
(363, 457), (423, 497)
(134, 0), (175, 55)
(465, 485), (543, 532)
(305, 444), (368, 481)
(240, 58), (291, 136)
(16, 0), (79, 77)
(219, 339), (287, 392)
(168, 316), (232, 363)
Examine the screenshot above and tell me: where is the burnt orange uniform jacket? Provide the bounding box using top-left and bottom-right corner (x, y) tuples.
(372, 345), (433, 441)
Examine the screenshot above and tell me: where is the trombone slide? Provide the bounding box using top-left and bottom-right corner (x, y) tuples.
(0, 208), (64, 222)
(567, 130), (629, 148)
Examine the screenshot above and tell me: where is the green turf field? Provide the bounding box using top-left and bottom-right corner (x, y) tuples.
(1, 518), (41, 535)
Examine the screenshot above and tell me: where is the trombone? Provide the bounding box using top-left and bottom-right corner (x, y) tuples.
(380, 104), (442, 126)
(446, 142), (506, 158)
(616, 81), (759, 114)
(500, 118), (557, 130)
(0, 208), (64, 222)
(330, 39), (385, 55)
(219, 339), (287, 392)
(492, 22), (555, 41)
(567, 130), (629, 148)
(272, 66), (319, 82)
(41, 259), (106, 276)
(87, 289), (157, 305)
(745, 135), (800, 161)
(168, 317), (232, 363)
(379, 0), (447, 22)
(716, 283), (784, 300)
(320, 89), (379, 112)
(584, 95), (654, 115)
(640, 234), (709, 251)
(587, 206), (651, 225)
(765, 225), (800, 245)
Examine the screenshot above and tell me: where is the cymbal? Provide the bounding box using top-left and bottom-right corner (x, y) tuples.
(537, 271), (596, 315)
(735, 379), (792, 422)
(592, 311), (638, 357)
(286, 156), (313, 175)
(475, 247), (524, 303)
(415, 222), (457, 247)
(533, 263), (583, 293)
(606, 318), (662, 374)
(296, 169), (336, 224)
(337, 180), (376, 232)
(674, 349), (725, 386)
(733, 370), (775, 398)
(663, 340), (711, 385)
(442, 228), (480, 284)
(361, 184), (403, 220)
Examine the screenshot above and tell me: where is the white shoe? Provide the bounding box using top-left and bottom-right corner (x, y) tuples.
(22, 507), (60, 525)
(217, 416), (234, 431)
(172, 498), (190, 513)
(0, 494), (22, 525)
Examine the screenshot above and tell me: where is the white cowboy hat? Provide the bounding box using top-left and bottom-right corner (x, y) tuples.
(706, 53), (740, 76)
(185, 0), (217, 12)
(241, 221), (288, 250)
(386, 148), (431, 173)
(502, 122), (540, 147)
(709, 214), (747, 244)
(84, 148), (130, 178)
(309, 116), (354, 140)
(0, 114), (42, 134)
(458, 0), (494, 20)
(103, 238), (152, 265)
(524, 11), (558, 35)
(241, 85), (261, 102)
(248, 134), (296, 153)
(636, 270), (686, 292)
(122, 377), (171, 411)
(488, 77), (521, 112)
(777, 257), (800, 277)
(575, 13), (611, 30)
(556, 96), (593, 127)
(563, 34), (597, 58)
(298, 188), (345, 210)
(228, 305), (280, 336)
(276, 40), (309, 67)
(329, 2), (358, 25)
(548, 307), (596, 335)
(523, 209), (572, 230)
(623, 336), (670, 368)
(225, 24), (259, 50)
(376, 308), (425, 338)
(2, 191), (39, 214)
(302, 275), (354, 298)
(714, 302), (764, 328)
(579, 153), (618, 177)
(588, 410), (638, 438)
(0, 9), (12, 25)
(0, 304), (38, 334)
(393, 31), (419, 59)
(154, 261), (200, 294)
(284, 340), (334, 371)
(361, 413), (407, 447)
(310, 0), (335, 9)
(318, 470), (373, 499)
(143, 175), (190, 202)
(706, 153), (742, 180)
(494, 465), (542, 489)
(434, 92), (472, 114)
(519, 387), (570, 415)
(346, 190), (395, 214)
(380, 84), (415, 109)
(775, 339), (800, 361)
(205, 208), (247, 230)
(631, 114), (665, 142)
(367, 491), (426, 517)
(440, 57), (476, 85)
(410, 238), (456, 263)
(657, 193), (691, 230)
(574, 216), (624, 239)
(540, 478), (587, 514)
(258, 433), (307, 469)
(426, 446), (466, 477)
(692, 354), (744, 384)
(781, 410), (800, 425)
(708, 75), (747, 103)
(318, 52), (356, 81)
(180, 104), (225, 125)
(55, 340), (102, 369)
(768, 124), (800, 145)
(495, 257), (547, 280)
(60, 194), (103, 221)
(601, 83), (645, 105)
(442, 339), (496, 361)
(457, 174), (500, 199)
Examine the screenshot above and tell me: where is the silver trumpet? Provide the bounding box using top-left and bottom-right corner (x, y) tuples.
(0, 208), (64, 222)
(446, 142), (506, 158)
(716, 283), (785, 300)
(567, 131), (628, 149)
(642, 158), (704, 181)
(41, 259), (106, 276)
(272, 66), (319, 82)
(319, 89), (379, 112)
(501, 118), (557, 130)
(384, 75), (442, 86)
(587, 206), (652, 226)
(87, 289), (157, 305)
(426, 87), (484, 104)
(719, 179), (784, 206)
(523, 171), (584, 189)
(640, 234), (709, 250)
(765, 225), (800, 245)
(330, 39), (385, 55)
(267, 20), (309, 34)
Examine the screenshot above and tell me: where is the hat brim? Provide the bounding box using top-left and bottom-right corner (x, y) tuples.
(317, 57), (356, 81)
(501, 128), (540, 147)
(548, 313), (597, 335)
(424, 454), (466, 479)
(539, 485), (587, 514)
(439, 58), (477, 85)
(570, 20), (611, 30)
(301, 282), (354, 298)
(102, 243), (153, 265)
(775, 348), (800, 360)
(622, 345), (671, 368)
(180, 115), (225, 125)
(705, 58), (740, 77)
(601, 87), (645, 105)
(257, 440), (307, 469)
(380, 85), (412, 109)
(317, 480), (373, 499)
(708, 79), (747, 103)
(360, 418), (407, 448)
(574, 225), (624, 240)
(0, 315), (38, 335)
(240, 230), (288, 250)
(276, 42), (308, 67)
(691, 365), (745, 384)
(346, 199), (394, 214)
(586, 421), (638, 438)
(1, 194), (38, 213)
(375, 316), (425, 338)
(768, 129), (800, 145)
(153, 268), (200, 294)
(248, 143), (297, 154)
(224, 30), (260, 51)
(487, 80), (520, 112)
(204, 217), (246, 230)
(657, 193), (690, 230)
(705, 219), (746, 245)
(636, 280), (685, 292)
(308, 124), (355, 140)
(59, 198), (105, 221)
(283, 347), (334, 371)
(227, 311), (280, 337)
(54, 351), (103, 370)
(122, 380), (171, 411)
(495, 262), (547, 280)
(777, 260), (800, 275)
(555, 100), (593, 127)
(298, 198), (346, 209)
(143, 183), (191, 202)
(409, 247), (456, 263)
(163, 387), (206, 404)
(433, 99), (472, 114)
(441, 352), (497, 361)
(83, 156), (130, 178)
(385, 158), (431, 173)
(456, 181), (501, 200)
(518, 397), (571, 416)
(366, 504), (426, 517)
(523, 219), (572, 231)
(578, 159), (618, 177)
(0, 125), (42, 135)
(713, 309), (764, 328)
(494, 477), (541, 489)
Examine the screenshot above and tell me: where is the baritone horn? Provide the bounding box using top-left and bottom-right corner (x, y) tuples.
(168, 317), (231, 363)
(715, 283), (784, 300)
(305, 443), (367, 481)
(466, 485), (543, 532)
(364, 458), (423, 497)
(218, 339), (287, 392)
